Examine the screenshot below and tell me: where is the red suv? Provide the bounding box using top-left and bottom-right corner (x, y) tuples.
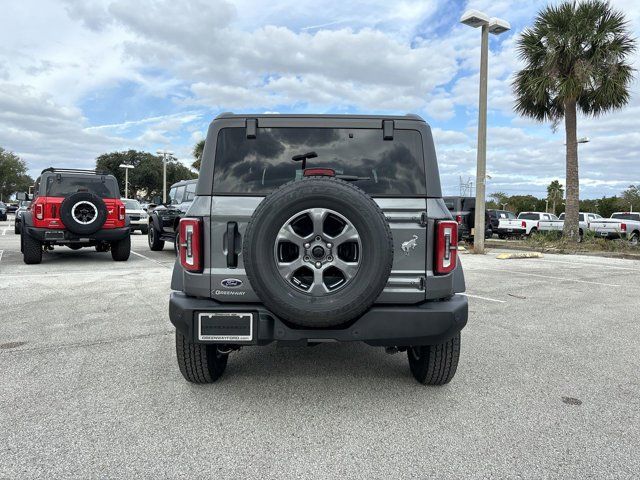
(19, 168), (131, 264)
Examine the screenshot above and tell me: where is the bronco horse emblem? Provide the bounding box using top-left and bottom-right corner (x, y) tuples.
(401, 234), (419, 255)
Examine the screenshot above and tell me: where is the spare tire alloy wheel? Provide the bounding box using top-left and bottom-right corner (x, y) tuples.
(60, 192), (108, 235)
(244, 177), (394, 328)
(275, 208), (361, 295)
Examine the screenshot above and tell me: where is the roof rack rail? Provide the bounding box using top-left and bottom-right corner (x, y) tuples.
(41, 167), (109, 176)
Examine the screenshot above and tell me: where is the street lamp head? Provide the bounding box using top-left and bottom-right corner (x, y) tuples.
(488, 17), (510, 35)
(577, 136), (590, 144)
(460, 9), (490, 28)
(119, 164), (134, 169)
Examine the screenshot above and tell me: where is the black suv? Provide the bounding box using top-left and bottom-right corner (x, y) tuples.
(148, 179), (197, 253)
(169, 113), (468, 386)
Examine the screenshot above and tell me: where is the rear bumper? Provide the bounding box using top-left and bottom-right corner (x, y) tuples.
(169, 292), (468, 347)
(24, 226), (130, 243)
(496, 227), (525, 235)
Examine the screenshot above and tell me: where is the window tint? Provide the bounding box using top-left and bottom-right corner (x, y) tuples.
(184, 182), (196, 202)
(213, 127), (426, 195)
(578, 214), (585, 221)
(518, 213), (540, 220)
(611, 213), (640, 221)
(45, 175), (118, 198)
(173, 186), (186, 204)
(559, 213), (565, 220)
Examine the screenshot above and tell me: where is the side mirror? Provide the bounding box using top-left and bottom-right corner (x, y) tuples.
(16, 192), (30, 201)
(152, 195), (162, 205)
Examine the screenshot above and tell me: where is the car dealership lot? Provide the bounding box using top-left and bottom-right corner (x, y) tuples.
(1, 214), (638, 479)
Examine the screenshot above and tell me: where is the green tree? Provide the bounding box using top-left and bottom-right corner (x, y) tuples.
(488, 191), (509, 210)
(513, 0), (635, 241)
(0, 147), (34, 201)
(621, 184), (640, 212)
(546, 180), (564, 215)
(96, 150), (197, 199)
(192, 139), (205, 170)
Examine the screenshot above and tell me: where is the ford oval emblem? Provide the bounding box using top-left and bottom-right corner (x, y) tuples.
(221, 278), (243, 288)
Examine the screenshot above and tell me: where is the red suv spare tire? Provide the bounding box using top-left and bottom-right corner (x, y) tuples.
(60, 192), (108, 235)
(243, 176), (394, 328)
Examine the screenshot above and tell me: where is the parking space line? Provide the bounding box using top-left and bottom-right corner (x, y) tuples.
(475, 268), (621, 287)
(131, 250), (172, 269)
(460, 293), (506, 303)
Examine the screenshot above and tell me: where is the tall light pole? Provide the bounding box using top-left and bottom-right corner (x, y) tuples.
(156, 150), (174, 203)
(460, 10), (510, 254)
(119, 163), (134, 198)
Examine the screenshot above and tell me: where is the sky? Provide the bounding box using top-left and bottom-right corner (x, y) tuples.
(1, 0), (639, 199)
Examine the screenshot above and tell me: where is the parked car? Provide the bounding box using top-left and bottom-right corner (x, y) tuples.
(18, 167), (131, 264)
(13, 200), (31, 234)
(591, 212), (640, 245)
(488, 209), (517, 239)
(148, 179), (197, 253)
(497, 211), (558, 237)
(6, 203), (18, 214)
(0, 201), (7, 221)
(538, 212), (602, 239)
(122, 198), (149, 234)
(169, 113), (467, 385)
(444, 196), (492, 241)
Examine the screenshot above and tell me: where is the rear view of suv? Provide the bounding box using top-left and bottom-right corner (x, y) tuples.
(169, 114), (468, 386)
(148, 179), (197, 253)
(19, 168), (131, 264)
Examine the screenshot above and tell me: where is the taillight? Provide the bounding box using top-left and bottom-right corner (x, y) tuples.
(521, 221), (526, 228)
(455, 215), (462, 224)
(118, 205), (126, 221)
(620, 223), (627, 232)
(179, 218), (203, 272)
(304, 168), (335, 177)
(35, 203), (44, 220)
(435, 220), (458, 275)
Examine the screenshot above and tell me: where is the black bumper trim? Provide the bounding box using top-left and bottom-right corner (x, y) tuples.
(169, 292), (468, 347)
(25, 226), (130, 243)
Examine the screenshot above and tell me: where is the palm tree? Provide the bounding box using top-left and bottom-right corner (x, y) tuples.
(192, 139), (205, 170)
(546, 180), (564, 215)
(513, 0), (635, 241)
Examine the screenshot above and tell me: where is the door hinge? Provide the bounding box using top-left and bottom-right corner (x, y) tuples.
(420, 211), (428, 227)
(419, 276), (426, 291)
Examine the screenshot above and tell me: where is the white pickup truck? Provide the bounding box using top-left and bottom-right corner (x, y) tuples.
(497, 212), (557, 237)
(538, 212), (602, 237)
(591, 212), (640, 245)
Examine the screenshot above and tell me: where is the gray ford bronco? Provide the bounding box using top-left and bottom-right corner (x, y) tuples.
(169, 113), (467, 385)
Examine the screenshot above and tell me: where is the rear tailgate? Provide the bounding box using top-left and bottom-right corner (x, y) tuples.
(498, 219), (522, 231)
(591, 219), (624, 235)
(538, 220), (563, 232)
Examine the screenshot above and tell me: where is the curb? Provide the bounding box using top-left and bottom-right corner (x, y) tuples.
(496, 252), (543, 260)
(484, 240), (640, 261)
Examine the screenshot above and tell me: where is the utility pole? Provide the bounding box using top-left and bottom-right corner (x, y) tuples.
(156, 150), (174, 203)
(460, 10), (510, 253)
(119, 163), (134, 199)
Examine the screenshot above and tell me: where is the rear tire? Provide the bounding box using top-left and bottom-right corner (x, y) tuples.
(629, 232), (639, 246)
(15, 223), (20, 234)
(22, 232), (43, 265)
(111, 235), (131, 261)
(148, 224), (164, 251)
(407, 333), (461, 385)
(175, 331), (228, 384)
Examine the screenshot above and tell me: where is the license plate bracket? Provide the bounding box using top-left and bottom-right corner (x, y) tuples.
(198, 312), (254, 343)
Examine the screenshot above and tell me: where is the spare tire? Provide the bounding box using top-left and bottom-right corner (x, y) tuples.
(243, 176), (393, 328)
(60, 192), (108, 235)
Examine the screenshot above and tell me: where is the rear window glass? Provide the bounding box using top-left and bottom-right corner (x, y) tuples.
(45, 175), (118, 198)
(498, 211), (515, 219)
(612, 213), (640, 221)
(184, 182), (196, 202)
(213, 127), (426, 195)
(518, 213), (539, 220)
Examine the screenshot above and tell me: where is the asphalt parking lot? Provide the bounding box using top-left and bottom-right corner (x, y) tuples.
(1, 214), (639, 479)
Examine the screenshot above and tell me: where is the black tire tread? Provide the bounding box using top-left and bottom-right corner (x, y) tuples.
(175, 331), (227, 384)
(22, 232), (43, 264)
(148, 224), (165, 251)
(111, 235), (131, 261)
(408, 333), (461, 385)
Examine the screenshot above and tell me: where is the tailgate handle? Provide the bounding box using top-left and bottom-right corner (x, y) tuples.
(224, 222), (240, 268)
